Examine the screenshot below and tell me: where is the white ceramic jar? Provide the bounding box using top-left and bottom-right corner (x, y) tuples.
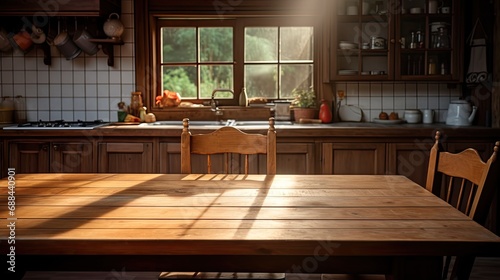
(404, 109), (422, 124)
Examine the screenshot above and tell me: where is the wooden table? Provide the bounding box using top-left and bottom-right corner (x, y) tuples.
(1, 174), (499, 280)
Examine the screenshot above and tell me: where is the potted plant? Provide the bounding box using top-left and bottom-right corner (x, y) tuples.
(291, 86), (317, 121)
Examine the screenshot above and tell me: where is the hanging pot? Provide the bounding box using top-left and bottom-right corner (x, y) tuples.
(74, 29), (99, 55)
(0, 28), (12, 52)
(9, 30), (33, 53)
(30, 26), (46, 44)
(54, 31), (81, 60)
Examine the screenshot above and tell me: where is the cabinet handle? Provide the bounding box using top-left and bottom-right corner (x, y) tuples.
(42, 145), (48, 151)
(53, 145), (59, 151)
(390, 39), (395, 44)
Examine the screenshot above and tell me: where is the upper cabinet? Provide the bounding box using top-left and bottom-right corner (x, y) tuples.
(331, 0), (462, 82)
(0, 0), (121, 17)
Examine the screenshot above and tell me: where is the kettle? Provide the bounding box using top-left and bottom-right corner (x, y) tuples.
(445, 100), (477, 126)
(103, 13), (124, 40)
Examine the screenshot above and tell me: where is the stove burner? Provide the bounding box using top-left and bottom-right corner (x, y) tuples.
(6, 119), (108, 130)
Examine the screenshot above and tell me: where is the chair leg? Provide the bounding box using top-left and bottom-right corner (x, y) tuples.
(449, 256), (475, 280)
(442, 256), (452, 279)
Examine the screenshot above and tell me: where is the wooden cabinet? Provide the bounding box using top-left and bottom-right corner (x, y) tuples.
(331, 0), (462, 81)
(9, 141), (93, 173)
(276, 143), (316, 174)
(0, 0), (120, 16)
(396, 0), (462, 81)
(322, 142), (385, 174)
(98, 142), (154, 173)
(386, 141), (434, 186)
(331, 0), (392, 81)
(159, 142), (316, 174)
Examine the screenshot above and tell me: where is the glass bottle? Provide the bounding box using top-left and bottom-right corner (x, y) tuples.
(409, 32), (417, 49)
(130, 92), (143, 117)
(436, 27), (450, 48)
(416, 30), (424, 48)
(428, 59), (436, 75)
(239, 87), (248, 107)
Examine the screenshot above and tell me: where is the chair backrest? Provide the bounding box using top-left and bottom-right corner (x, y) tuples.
(181, 117), (277, 174)
(425, 131), (499, 224)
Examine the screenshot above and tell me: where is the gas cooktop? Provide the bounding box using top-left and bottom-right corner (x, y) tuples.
(4, 120), (109, 130)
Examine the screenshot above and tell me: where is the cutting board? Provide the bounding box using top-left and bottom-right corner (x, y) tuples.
(338, 105), (363, 122)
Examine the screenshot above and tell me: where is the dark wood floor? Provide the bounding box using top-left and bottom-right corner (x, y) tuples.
(21, 257), (500, 280)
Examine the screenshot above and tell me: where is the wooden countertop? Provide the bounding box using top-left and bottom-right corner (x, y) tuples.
(1, 122), (500, 139)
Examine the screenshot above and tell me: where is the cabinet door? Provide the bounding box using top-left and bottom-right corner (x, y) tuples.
(159, 142), (316, 174)
(98, 142), (153, 173)
(331, 0), (393, 80)
(276, 143), (316, 174)
(9, 142), (50, 173)
(51, 142), (94, 173)
(322, 142), (385, 174)
(387, 141), (434, 187)
(395, 0), (462, 81)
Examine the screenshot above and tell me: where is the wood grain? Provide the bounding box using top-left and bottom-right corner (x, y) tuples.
(0, 174), (499, 279)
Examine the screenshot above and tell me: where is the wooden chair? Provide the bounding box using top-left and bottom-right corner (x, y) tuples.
(159, 117), (281, 280)
(425, 131), (500, 280)
(180, 117), (276, 175)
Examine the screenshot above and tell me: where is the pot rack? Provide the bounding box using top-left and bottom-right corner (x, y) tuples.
(0, 16), (123, 67)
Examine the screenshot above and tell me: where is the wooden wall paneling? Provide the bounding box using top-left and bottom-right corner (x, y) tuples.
(493, 0), (500, 128)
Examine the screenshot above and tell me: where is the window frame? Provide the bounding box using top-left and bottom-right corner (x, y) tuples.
(135, 2), (328, 116)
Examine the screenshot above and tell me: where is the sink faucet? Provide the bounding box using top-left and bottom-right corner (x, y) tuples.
(210, 88), (234, 115)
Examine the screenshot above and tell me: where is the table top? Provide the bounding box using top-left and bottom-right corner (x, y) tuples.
(1, 173), (499, 257)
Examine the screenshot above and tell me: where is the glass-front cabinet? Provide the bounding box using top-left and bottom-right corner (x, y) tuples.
(331, 0), (462, 81)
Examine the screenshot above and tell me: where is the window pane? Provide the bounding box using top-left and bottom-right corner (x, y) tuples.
(245, 27), (278, 62)
(162, 27), (196, 63)
(162, 66), (197, 98)
(281, 27), (314, 61)
(280, 64), (313, 99)
(245, 65), (278, 99)
(200, 27), (233, 62)
(200, 65), (234, 99)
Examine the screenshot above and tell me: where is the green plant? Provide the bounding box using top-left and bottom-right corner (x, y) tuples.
(291, 87), (316, 108)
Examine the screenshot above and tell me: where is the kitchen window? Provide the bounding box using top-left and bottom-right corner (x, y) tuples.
(155, 17), (315, 104)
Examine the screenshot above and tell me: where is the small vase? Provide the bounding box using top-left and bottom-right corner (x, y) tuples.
(319, 100), (332, 123)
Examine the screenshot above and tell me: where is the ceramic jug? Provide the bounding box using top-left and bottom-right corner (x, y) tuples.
(103, 13), (124, 39)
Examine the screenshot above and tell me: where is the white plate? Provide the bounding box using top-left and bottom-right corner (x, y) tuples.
(339, 41), (358, 49)
(339, 105), (363, 122)
(373, 118), (406, 124)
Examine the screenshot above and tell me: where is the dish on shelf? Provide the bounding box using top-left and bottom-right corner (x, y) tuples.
(338, 70), (358, 75)
(339, 41), (358, 49)
(372, 118), (406, 124)
(409, 7), (423, 14)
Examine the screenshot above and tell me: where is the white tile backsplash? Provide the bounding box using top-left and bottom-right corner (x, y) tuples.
(335, 81), (461, 122)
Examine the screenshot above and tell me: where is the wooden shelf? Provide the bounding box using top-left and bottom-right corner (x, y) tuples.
(88, 38), (124, 66)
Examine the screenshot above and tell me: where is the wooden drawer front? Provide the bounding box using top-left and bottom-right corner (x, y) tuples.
(98, 142), (153, 173)
(322, 143), (385, 175)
